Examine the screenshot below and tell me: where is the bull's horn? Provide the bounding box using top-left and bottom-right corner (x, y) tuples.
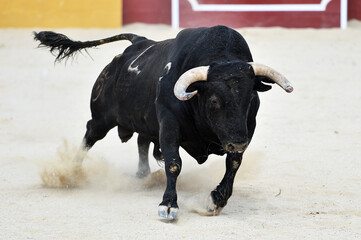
(174, 66), (209, 101)
(249, 62), (293, 93)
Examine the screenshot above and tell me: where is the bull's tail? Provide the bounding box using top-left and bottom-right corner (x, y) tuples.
(33, 31), (144, 63)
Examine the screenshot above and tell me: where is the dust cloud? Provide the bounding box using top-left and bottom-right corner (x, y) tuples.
(40, 140), (87, 188)
(39, 140), (167, 191)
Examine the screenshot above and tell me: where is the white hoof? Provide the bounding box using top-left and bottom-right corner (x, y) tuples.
(206, 195), (223, 216)
(158, 205), (179, 220)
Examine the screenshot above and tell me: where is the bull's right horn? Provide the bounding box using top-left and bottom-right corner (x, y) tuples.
(174, 66), (209, 101)
(249, 62), (293, 93)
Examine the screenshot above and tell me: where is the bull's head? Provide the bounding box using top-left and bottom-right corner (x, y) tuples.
(174, 61), (293, 153)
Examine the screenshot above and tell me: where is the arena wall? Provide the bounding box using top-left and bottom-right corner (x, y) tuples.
(348, 0), (361, 20)
(177, 0), (343, 28)
(0, 0), (359, 28)
(124, 0), (360, 28)
(0, 0), (122, 28)
(123, 0), (171, 25)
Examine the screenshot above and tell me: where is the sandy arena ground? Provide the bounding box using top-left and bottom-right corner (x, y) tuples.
(1, 22), (361, 239)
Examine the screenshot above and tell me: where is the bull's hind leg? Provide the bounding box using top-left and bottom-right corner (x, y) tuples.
(118, 127), (151, 177)
(74, 118), (116, 163)
(136, 135), (151, 178)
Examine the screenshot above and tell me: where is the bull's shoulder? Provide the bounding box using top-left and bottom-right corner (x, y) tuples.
(169, 26), (252, 68)
(175, 25), (237, 38)
(175, 25), (245, 45)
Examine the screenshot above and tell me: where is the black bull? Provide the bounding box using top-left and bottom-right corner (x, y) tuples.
(34, 25), (293, 219)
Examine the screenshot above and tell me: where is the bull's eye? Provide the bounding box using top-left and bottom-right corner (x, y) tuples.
(209, 95), (221, 109)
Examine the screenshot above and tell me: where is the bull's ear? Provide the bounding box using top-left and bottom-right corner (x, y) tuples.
(254, 76), (274, 92)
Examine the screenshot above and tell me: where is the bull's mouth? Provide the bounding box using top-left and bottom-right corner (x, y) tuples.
(224, 142), (249, 153)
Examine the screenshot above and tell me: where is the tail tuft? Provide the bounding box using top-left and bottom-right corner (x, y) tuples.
(34, 31), (90, 62)
(34, 31), (145, 63)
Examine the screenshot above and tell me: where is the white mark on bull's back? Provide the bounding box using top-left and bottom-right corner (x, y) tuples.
(159, 62), (172, 81)
(128, 44), (154, 75)
(164, 62), (172, 74)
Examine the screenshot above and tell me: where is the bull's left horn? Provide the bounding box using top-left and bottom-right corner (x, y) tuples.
(249, 62), (293, 93)
(174, 66), (209, 100)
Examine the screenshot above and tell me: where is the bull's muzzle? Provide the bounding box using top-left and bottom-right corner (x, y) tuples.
(225, 142), (249, 153)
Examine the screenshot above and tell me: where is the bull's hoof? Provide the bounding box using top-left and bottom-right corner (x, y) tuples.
(206, 195), (224, 216)
(136, 168), (150, 178)
(158, 205), (178, 220)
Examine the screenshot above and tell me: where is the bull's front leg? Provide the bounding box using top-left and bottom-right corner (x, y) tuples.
(207, 152), (243, 215)
(157, 119), (182, 220)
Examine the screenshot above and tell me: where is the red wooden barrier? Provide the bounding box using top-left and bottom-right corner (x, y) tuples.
(348, 0), (361, 20)
(123, 0), (171, 25)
